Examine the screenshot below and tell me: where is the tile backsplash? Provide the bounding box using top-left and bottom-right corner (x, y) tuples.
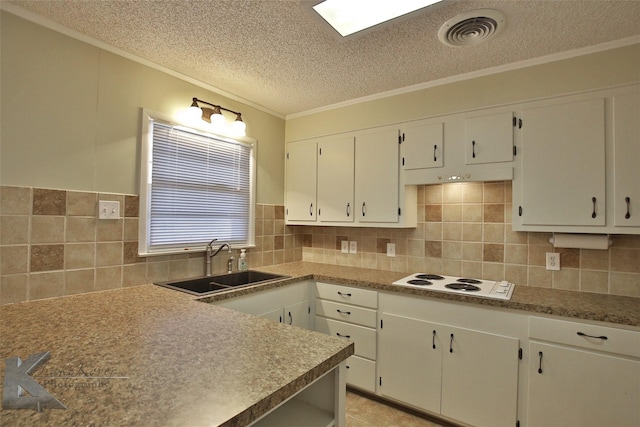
(298, 182), (640, 298)
(0, 186), (301, 304)
(2, 182), (639, 304)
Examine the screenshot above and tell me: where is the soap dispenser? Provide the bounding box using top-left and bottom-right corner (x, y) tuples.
(238, 249), (248, 271)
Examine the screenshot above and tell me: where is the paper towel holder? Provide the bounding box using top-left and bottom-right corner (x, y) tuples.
(549, 233), (613, 250)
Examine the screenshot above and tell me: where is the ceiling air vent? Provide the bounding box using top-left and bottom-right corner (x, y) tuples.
(438, 9), (505, 47)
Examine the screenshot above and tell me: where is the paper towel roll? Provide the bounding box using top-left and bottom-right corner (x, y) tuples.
(549, 233), (612, 250)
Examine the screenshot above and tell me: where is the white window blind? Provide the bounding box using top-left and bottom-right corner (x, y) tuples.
(139, 115), (255, 255)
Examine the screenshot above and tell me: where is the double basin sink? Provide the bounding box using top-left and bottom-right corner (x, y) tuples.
(155, 270), (289, 296)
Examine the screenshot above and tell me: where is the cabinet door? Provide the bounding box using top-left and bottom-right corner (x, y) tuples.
(403, 121), (444, 170)
(285, 141), (317, 222)
(529, 342), (640, 427)
(441, 326), (519, 427)
(317, 137), (355, 222)
(377, 313), (442, 414)
(465, 111), (514, 165)
(355, 128), (400, 223)
(520, 98), (606, 226)
(613, 92), (640, 227)
(284, 300), (310, 329)
(259, 308), (283, 323)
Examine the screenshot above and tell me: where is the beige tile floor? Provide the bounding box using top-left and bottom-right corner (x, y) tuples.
(346, 391), (457, 427)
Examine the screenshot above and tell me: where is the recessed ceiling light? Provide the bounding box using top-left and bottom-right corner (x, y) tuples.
(313, 0), (444, 37)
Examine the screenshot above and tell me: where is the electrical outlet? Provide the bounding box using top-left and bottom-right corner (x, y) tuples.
(349, 241), (357, 254)
(98, 200), (120, 219)
(387, 243), (396, 257)
(546, 252), (560, 271)
(341, 240), (349, 254)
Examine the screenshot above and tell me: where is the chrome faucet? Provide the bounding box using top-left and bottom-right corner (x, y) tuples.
(206, 239), (232, 275)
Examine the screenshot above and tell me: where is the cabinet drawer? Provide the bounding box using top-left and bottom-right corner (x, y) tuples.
(529, 317), (640, 358)
(345, 355), (376, 393)
(315, 317), (377, 360)
(316, 300), (377, 328)
(316, 282), (378, 308)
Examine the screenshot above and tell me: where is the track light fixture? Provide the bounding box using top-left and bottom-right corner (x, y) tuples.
(186, 97), (246, 136)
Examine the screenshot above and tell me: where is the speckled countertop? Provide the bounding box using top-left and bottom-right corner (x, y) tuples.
(0, 285), (353, 426)
(203, 261), (640, 327)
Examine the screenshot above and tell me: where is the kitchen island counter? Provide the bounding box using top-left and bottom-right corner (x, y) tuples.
(203, 261), (640, 327)
(0, 284), (353, 426)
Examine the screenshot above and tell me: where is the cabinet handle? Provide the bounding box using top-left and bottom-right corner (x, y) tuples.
(362, 202), (366, 217)
(337, 291), (352, 297)
(336, 309), (351, 316)
(625, 197), (631, 219)
(472, 140), (476, 158)
(432, 330), (437, 349)
(433, 145), (437, 162)
(346, 202), (351, 217)
(592, 197), (597, 218)
(336, 332), (351, 339)
(538, 351), (543, 374)
(577, 331), (608, 340)
(309, 203), (313, 216)
(288, 311), (293, 325)
(449, 333), (454, 353)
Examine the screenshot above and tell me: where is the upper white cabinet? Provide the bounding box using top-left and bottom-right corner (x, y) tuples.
(513, 84), (640, 234)
(613, 92), (640, 227)
(403, 107), (515, 185)
(465, 110), (515, 165)
(355, 127), (401, 223)
(403, 120), (444, 170)
(317, 136), (355, 223)
(285, 126), (416, 228)
(518, 97), (606, 227)
(285, 141), (317, 222)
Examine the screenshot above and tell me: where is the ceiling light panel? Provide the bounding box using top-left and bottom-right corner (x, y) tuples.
(313, 0), (443, 37)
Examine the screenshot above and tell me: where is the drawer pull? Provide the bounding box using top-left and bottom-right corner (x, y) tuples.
(449, 333), (454, 353)
(337, 291), (352, 297)
(577, 331), (608, 340)
(432, 330), (437, 349)
(538, 351), (543, 374)
(336, 309), (351, 315)
(336, 332), (351, 339)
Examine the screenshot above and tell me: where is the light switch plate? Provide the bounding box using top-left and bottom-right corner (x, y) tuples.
(349, 241), (357, 254)
(387, 243), (396, 257)
(341, 240), (349, 254)
(98, 200), (120, 220)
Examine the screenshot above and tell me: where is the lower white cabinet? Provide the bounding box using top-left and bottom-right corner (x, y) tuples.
(527, 317), (640, 427)
(377, 292), (524, 427)
(214, 281), (314, 330)
(314, 282), (378, 393)
(378, 313), (519, 427)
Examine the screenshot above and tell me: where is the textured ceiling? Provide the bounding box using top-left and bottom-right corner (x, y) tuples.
(6, 0), (640, 117)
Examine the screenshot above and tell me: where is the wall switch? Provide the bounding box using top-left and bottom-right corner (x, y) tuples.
(98, 200), (120, 219)
(387, 243), (396, 257)
(349, 241), (357, 254)
(341, 240), (349, 254)
(546, 252), (560, 271)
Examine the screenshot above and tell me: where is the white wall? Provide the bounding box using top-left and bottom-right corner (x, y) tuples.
(0, 11), (286, 205)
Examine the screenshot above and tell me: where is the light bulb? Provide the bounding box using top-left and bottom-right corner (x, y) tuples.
(232, 114), (246, 136)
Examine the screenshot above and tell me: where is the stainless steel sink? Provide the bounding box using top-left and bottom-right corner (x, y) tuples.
(154, 271), (289, 296)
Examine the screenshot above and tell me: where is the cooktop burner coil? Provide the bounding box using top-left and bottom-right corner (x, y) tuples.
(445, 283), (481, 292)
(416, 274), (445, 280)
(407, 279), (433, 286)
(457, 278), (483, 284)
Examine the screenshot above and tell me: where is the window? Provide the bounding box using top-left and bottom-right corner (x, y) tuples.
(139, 110), (255, 255)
